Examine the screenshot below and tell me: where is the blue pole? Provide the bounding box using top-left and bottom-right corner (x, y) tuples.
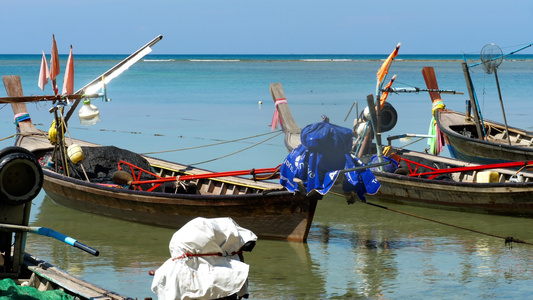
(0, 224), (99, 256)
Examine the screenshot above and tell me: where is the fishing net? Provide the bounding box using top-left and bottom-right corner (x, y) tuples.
(480, 43), (503, 74)
(46, 146), (157, 190)
(0, 278), (74, 300)
(68, 146), (153, 183)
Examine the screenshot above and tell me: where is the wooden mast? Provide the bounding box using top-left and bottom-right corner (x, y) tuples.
(461, 62), (485, 140)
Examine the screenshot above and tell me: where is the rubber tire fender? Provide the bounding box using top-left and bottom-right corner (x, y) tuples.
(379, 102), (398, 133)
(0, 151), (43, 205)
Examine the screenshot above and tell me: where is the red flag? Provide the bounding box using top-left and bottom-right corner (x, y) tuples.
(49, 34), (60, 95)
(38, 51), (50, 91)
(62, 45), (74, 95)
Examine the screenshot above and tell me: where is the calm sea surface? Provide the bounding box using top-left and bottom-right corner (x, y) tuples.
(1, 53), (533, 299)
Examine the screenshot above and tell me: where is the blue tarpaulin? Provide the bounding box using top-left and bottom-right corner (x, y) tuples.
(280, 119), (380, 202)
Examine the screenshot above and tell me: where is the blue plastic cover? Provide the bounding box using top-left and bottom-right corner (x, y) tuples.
(280, 119), (380, 201)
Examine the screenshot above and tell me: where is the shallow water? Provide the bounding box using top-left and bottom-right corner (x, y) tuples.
(24, 194), (533, 299)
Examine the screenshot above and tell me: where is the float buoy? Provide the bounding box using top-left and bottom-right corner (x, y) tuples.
(67, 144), (84, 164)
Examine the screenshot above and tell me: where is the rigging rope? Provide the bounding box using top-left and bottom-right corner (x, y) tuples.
(0, 134), (16, 142)
(329, 191), (532, 247)
(190, 131), (283, 166)
(141, 130), (282, 155)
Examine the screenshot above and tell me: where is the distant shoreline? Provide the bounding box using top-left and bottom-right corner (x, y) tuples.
(2, 54), (533, 63)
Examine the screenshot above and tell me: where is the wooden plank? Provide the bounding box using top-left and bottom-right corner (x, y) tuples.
(3, 76), (38, 133)
(0, 94), (99, 104)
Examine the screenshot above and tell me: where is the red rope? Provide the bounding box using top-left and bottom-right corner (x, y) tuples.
(173, 251), (242, 260)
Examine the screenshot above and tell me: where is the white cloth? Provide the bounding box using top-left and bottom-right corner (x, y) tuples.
(151, 217), (257, 300)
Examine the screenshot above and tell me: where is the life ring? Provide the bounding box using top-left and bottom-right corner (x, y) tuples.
(0, 147), (43, 205)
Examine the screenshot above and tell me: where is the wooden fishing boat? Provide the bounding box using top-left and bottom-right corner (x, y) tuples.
(419, 39), (533, 164)
(434, 109), (533, 164)
(424, 65), (533, 164)
(3, 73), (319, 242)
(12, 253), (129, 299)
(271, 82), (533, 217)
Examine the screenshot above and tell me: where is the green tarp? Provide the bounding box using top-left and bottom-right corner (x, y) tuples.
(0, 278), (74, 300)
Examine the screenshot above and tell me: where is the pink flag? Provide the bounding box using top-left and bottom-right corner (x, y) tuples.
(271, 98), (287, 131)
(62, 45), (74, 95)
(38, 51), (50, 91)
(50, 34), (60, 95)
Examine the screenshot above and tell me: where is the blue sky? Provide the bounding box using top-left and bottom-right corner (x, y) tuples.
(1, 0), (532, 55)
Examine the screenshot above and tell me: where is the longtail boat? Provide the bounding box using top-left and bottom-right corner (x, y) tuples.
(1, 35), (320, 242)
(425, 64), (533, 164)
(4, 75), (319, 242)
(271, 82), (533, 217)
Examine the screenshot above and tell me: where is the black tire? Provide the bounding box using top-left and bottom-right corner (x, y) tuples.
(0, 146), (35, 160)
(379, 102), (398, 133)
(0, 152), (43, 205)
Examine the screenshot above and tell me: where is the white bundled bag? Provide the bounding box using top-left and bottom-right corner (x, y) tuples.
(151, 217), (257, 300)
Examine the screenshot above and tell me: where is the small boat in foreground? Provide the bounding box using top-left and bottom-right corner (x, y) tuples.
(271, 82), (533, 217)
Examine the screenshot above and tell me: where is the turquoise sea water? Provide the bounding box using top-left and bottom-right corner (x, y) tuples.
(1, 53), (533, 298)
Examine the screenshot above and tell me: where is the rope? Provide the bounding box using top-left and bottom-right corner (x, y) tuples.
(141, 130), (282, 155)
(0, 134), (17, 142)
(190, 131), (283, 166)
(329, 191), (533, 247)
(173, 251), (242, 260)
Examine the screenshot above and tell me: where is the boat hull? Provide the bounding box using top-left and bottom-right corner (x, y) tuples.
(436, 109), (533, 164)
(41, 169), (317, 242)
(368, 171), (533, 217)
(21, 253), (128, 300)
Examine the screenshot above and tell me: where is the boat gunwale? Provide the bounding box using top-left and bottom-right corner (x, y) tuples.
(41, 168), (296, 202)
(436, 109), (533, 152)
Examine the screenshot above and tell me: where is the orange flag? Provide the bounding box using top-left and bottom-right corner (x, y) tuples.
(376, 43), (401, 87)
(49, 34), (60, 94)
(62, 45), (74, 95)
(38, 51), (50, 91)
(379, 74), (396, 108)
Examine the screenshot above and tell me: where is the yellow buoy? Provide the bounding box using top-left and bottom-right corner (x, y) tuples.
(48, 120), (58, 143)
(67, 144), (84, 164)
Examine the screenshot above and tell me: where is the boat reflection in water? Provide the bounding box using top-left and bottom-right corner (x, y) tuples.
(247, 196), (533, 299)
(27, 194), (533, 299)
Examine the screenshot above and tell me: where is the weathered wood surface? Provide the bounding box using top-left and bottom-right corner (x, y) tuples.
(3, 76), (38, 133)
